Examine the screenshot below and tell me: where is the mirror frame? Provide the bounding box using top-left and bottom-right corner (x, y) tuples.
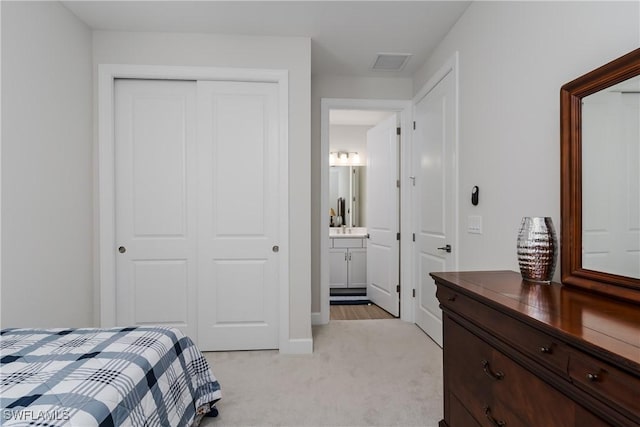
(561, 47), (640, 303)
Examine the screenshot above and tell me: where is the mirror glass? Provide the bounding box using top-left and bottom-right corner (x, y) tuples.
(581, 75), (640, 279)
(329, 166), (366, 227)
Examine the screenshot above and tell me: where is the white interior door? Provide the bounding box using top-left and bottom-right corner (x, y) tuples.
(366, 114), (400, 317)
(115, 79), (198, 339)
(413, 70), (457, 347)
(196, 81), (280, 351)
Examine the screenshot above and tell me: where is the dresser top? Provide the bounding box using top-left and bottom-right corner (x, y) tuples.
(431, 270), (640, 373)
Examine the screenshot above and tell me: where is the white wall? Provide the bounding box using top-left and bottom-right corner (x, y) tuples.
(413, 1), (640, 278)
(1, 1), (93, 327)
(311, 75), (412, 312)
(330, 124), (369, 163)
(92, 31), (312, 341)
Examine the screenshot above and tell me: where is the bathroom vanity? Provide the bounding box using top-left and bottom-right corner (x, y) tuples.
(329, 228), (367, 289)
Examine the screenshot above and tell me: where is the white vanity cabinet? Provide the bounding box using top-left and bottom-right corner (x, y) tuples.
(329, 237), (367, 288)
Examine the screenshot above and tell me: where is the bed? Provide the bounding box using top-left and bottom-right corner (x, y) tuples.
(0, 326), (221, 426)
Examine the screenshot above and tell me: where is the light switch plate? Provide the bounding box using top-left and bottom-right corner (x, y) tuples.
(468, 215), (482, 234)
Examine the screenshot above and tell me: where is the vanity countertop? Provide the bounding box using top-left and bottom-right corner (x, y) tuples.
(329, 227), (367, 238)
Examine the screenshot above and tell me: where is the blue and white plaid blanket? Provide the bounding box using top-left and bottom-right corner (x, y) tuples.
(0, 327), (221, 426)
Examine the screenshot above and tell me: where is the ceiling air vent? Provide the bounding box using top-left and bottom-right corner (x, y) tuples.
(371, 53), (413, 72)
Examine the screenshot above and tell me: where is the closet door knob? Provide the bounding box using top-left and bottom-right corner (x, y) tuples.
(272, 245), (279, 253)
(118, 246), (126, 254)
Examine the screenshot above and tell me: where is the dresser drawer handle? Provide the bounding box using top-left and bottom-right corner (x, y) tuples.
(587, 372), (599, 382)
(484, 406), (506, 426)
(540, 345), (553, 354)
(447, 295), (456, 302)
(481, 359), (505, 380)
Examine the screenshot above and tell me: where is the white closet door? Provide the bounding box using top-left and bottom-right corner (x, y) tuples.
(196, 81), (280, 351)
(115, 80), (198, 339)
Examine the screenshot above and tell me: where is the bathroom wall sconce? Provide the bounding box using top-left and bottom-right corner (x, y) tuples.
(329, 151), (362, 166)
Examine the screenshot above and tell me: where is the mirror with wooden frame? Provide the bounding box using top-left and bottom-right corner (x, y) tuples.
(561, 48), (640, 303)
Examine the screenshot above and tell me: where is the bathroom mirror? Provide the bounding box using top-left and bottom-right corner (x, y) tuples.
(329, 166), (366, 227)
(561, 47), (640, 303)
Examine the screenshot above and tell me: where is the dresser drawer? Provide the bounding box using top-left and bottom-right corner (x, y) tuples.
(490, 349), (579, 427)
(445, 317), (578, 427)
(438, 285), (570, 377)
(445, 318), (493, 410)
(445, 317), (618, 427)
(568, 352), (640, 422)
(448, 392), (481, 427)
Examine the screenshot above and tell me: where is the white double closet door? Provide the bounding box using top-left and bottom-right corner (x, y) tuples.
(114, 79), (281, 351)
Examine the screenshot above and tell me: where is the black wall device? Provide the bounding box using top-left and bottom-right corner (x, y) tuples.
(471, 186), (479, 206)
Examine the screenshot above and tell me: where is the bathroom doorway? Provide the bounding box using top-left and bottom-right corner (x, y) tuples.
(320, 98), (413, 324)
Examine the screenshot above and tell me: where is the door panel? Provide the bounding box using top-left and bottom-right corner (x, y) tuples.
(414, 70), (456, 346)
(214, 260), (267, 322)
(197, 81), (280, 351)
(366, 114), (399, 317)
(133, 260), (188, 324)
(212, 93), (267, 236)
(115, 79), (197, 338)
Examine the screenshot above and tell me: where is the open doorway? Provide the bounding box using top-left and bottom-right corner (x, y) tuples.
(328, 109), (397, 320)
(319, 98), (413, 325)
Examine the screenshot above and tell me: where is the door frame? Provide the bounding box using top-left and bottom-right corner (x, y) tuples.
(318, 98), (413, 325)
(97, 64), (292, 350)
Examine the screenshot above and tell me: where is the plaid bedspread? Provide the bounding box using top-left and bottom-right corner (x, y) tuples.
(0, 327), (221, 426)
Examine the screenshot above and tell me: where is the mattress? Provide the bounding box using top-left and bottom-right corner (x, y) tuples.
(0, 326), (221, 426)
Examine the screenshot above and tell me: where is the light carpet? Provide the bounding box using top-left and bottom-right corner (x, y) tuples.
(201, 319), (443, 427)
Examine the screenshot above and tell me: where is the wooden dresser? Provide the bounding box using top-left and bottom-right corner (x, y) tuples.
(432, 270), (640, 427)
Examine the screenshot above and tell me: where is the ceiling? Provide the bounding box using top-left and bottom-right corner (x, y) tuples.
(62, 1), (471, 78)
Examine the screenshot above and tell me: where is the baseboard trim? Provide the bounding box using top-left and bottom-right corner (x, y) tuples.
(311, 312), (324, 325)
(280, 338), (313, 354)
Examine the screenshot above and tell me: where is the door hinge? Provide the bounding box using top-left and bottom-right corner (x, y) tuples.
(413, 121), (416, 130)
(412, 233), (416, 242)
(397, 232), (400, 241)
(396, 127), (401, 136)
(396, 284), (400, 293)
(396, 179), (400, 188)
(412, 289), (416, 298)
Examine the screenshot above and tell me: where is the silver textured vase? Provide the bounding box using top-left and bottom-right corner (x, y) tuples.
(517, 217), (558, 283)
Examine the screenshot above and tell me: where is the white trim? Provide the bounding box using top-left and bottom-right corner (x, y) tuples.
(276, 72), (291, 354)
(412, 51), (460, 290)
(311, 312), (323, 326)
(97, 64), (291, 352)
(280, 338), (313, 354)
(320, 98), (413, 325)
